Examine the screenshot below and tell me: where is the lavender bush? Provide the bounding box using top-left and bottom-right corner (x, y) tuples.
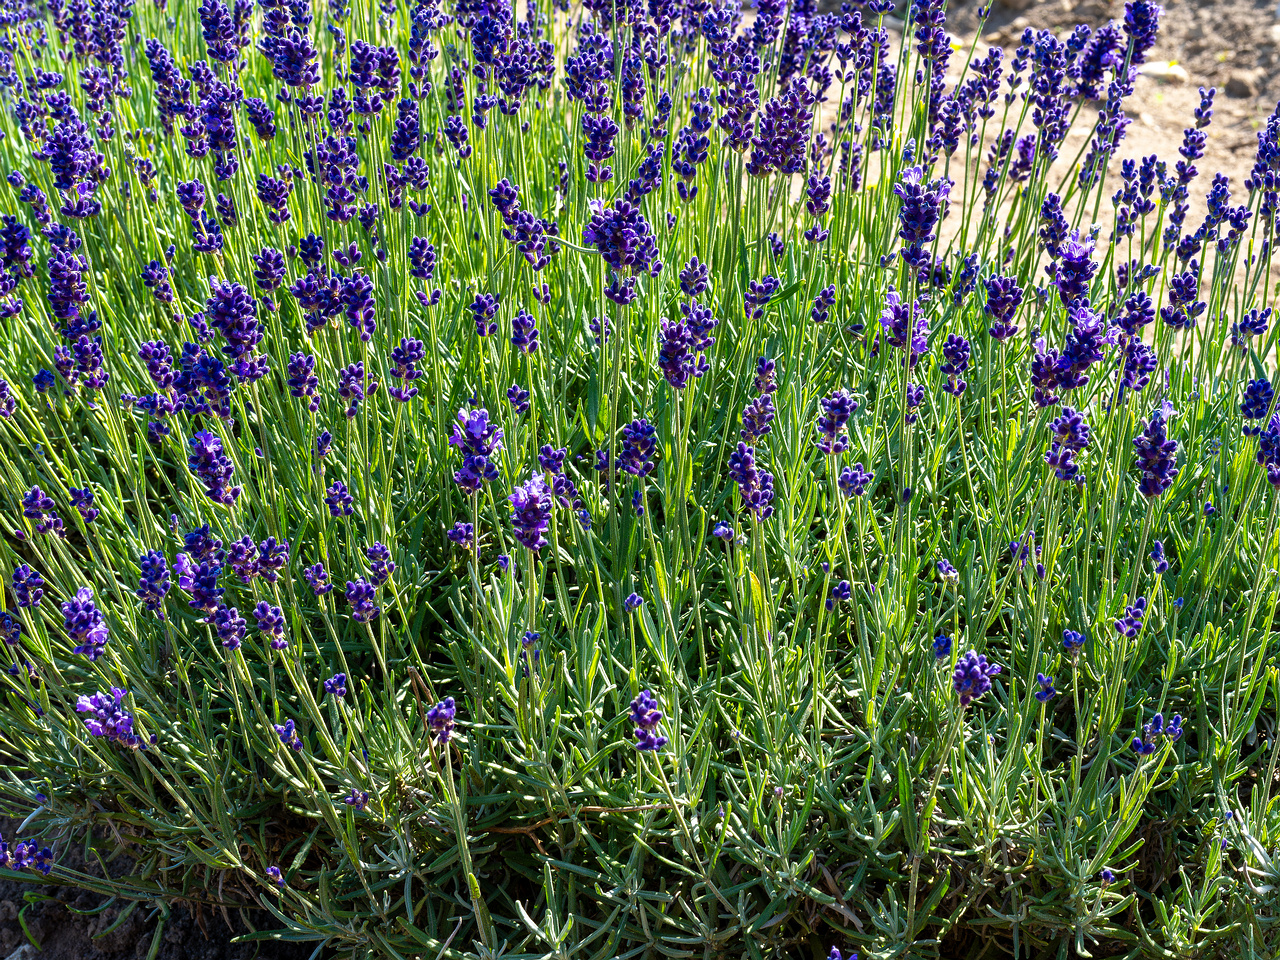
(0, 0), (1277, 955)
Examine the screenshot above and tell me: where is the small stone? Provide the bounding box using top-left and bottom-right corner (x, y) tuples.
(1139, 112), (1157, 128)
(1226, 68), (1265, 99)
(1136, 62), (1190, 84)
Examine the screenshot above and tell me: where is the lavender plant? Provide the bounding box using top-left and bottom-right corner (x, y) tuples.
(0, 0), (1277, 956)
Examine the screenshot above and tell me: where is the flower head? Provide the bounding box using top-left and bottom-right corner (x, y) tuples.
(76, 688), (150, 749)
(630, 689), (669, 751)
(510, 475), (553, 552)
(274, 719), (303, 751)
(1034, 673), (1057, 703)
(427, 697), (457, 744)
(63, 586), (109, 660)
(324, 673), (348, 698)
(1133, 413), (1179, 498)
(953, 650), (1001, 706)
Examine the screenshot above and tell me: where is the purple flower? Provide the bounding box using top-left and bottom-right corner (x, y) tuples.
(953, 650), (1001, 706)
(0, 611), (22, 647)
(63, 586), (109, 660)
(346, 578), (380, 622)
(1232, 307), (1271, 349)
(365, 542), (395, 585)
(839, 463), (873, 497)
(342, 788), (370, 811)
(880, 289), (928, 366)
(256, 538), (289, 584)
(1114, 596), (1147, 638)
(507, 383), (531, 414)
(1034, 673), (1057, 703)
(252, 247), (286, 291)
(324, 673), (348, 698)
(932, 633), (951, 660)
(135, 551), (171, 618)
(213, 604), (246, 649)
(630, 689), (669, 751)
(12, 565), (44, 608)
(255, 602), (287, 649)
(337, 363), (378, 417)
(141, 260), (174, 304)
(1054, 232), (1098, 308)
(1242, 378), (1274, 431)
(409, 236), (437, 280)
(469, 292), (500, 337)
(624, 593), (644, 612)
(76, 688), (149, 749)
(741, 394), (776, 441)
(1119, 339), (1158, 395)
(937, 559), (959, 582)
(286, 353), (319, 411)
(1122, 0), (1163, 65)
(679, 257), (709, 297)
(1132, 412), (1179, 498)
(326, 480), (355, 517)
(1150, 540), (1169, 574)
(984, 275), (1024, 340)
(450, 408), (504, 492)
(510, 475), (553, 552)
(1160, 261), (1205, 330)
(511, 309), (539, 354)
(22, 487), (63, 537)
(206, 277), (261, 366)
(816, 390), (857, 455)
(617, 420), (657, 477)
(940, 335), (971, 395)
(905, 384), (925, 424)
(388, 338), (426, 402)
(1050, 301), (1106, 394)
(657, 320), (709, 389)
(811, 285), (836, 324)
(427, 697), (457, 744)
(893, 166), (951, 270)
(728, 442), (775, 520)
(1045, 406), (1091, 483)
(187, 431), (241, 506)
(744, 275), (781, 321)
(186, 559), (225, 616)
(581, 199), (661, 282)
(342, 272), (377, 341)
(1063, 629), (1086, 656)
(304, 562), (333, 596)
(1131, 710), (1181, 756)
(825, 580), (851, 610)
(273, 719), (303, 751)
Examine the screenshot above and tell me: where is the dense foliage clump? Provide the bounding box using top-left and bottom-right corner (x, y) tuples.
(0, 0), (1277, 956)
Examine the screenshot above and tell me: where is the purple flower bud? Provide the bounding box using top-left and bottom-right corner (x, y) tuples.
(630, 689), (668, 751)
